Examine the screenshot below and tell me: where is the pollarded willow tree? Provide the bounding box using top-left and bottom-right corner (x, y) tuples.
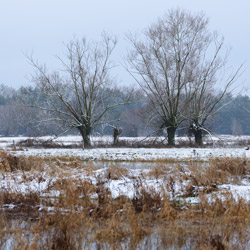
(127, 8), (241, 145)
(29, 34), (125, 146)
(182, 27), (242, 145)
(187, 57), (241, 145)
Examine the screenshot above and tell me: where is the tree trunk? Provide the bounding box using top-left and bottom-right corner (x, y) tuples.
(77, 126), (91, 147)
(189, 122), (203, 146)
(194, 128), (203, 146)
(167, 127), (176, 146)
(113, 127), (123, 145)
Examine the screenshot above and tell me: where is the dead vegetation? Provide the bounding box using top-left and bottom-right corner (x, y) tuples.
(0, 151), (250, 249)
(17, 138), (84, 149)
(0, 150), (44, 172)
(15, 136), (250, 149)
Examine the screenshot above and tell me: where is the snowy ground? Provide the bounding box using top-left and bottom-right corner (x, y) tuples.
(1, 135), (250, 208)
(1, 158), (250, 209)
(6, 147), (250, 161)
(2, 133), (250, 145)
(1, 135), (250, 161)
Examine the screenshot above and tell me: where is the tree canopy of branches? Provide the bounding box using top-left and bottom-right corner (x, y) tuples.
(29, 34), (125, 146)
(127, 8), (241, 145)
(186, 38), (241, 145)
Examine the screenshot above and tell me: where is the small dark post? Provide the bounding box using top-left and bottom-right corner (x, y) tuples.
(113, 127), (123, 145)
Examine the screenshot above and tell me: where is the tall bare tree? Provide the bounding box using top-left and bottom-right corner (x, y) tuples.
(187, 65), (241, 145)
(29, 34), (125, 146)
(127, 9), (241, 145)
(183, 29), (242, 144)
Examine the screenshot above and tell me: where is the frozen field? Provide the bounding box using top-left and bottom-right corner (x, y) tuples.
(1, 134), (250, 161)
(1, 135), (250, 248)
(7, 147), (250, 161)
(1, 135), (250, 203)
(0, 135), (250, 202)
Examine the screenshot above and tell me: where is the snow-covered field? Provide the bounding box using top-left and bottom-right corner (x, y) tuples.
(7, 147), (250, 161)
(3, 134), (250, 145)
(1, 135), (250, 208)
(1, 135), (250, 161)
(1, 154), (250, 208)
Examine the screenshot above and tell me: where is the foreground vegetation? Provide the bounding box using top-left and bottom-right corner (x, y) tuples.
(0, 150), (250, 249)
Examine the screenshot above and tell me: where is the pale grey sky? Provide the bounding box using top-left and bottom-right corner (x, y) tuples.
(0, 0), (249, 91)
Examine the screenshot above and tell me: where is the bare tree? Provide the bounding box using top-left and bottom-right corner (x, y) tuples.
(127, 9), (241, 145)
(28, 34), (125, 146)
(185, 36), (242, 145)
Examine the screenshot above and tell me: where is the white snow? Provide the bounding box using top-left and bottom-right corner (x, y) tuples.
(1, 135), (250, 161)
(3, 147), (248, 162)
(1, 135), (250, 210)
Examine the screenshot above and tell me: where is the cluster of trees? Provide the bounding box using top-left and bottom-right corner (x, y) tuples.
(1, 9), (244, 146)
(126, 9), (241, 145)
(1, 84), (250, 141)
(0, 84), (146, 138)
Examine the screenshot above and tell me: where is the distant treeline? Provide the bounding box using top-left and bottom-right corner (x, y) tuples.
(0, 83), (248, 137)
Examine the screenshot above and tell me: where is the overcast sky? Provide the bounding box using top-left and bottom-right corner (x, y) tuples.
(0, 0), (249, 92)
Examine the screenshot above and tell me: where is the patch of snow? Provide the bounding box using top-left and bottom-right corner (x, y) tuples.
(5, 147), (250, 161)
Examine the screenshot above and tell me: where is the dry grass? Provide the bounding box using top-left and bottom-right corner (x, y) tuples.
(210, 157), (249, 176)
(17, 138), (83, 149)
(16, 136), (250, 150)
(0, 152), (250, 249)
(104, 164), (129, 180)
(0, 150), (44, 172)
